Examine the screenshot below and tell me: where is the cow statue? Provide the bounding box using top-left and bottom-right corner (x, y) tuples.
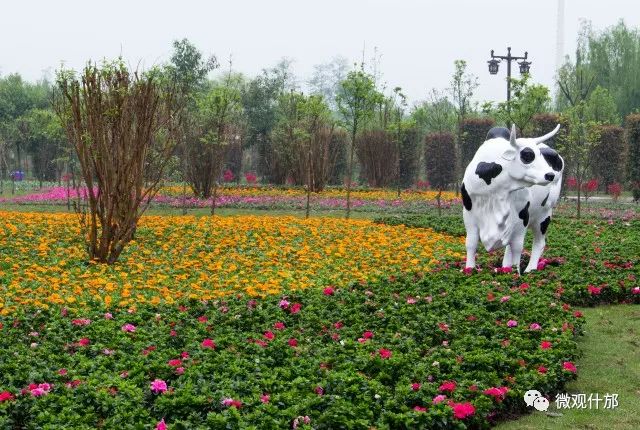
(461, 124), (564, 273)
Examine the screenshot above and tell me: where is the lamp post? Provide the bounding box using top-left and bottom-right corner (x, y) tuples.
(487, 47), (531, 102)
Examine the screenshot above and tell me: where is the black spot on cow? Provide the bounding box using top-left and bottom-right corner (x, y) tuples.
(540, 216), (551, 234)
(486, 127), (511, 141)
(541, 192), (549, 207)
(518, 201), (530, 227)
(475, 162), (503, 185)
(461, 183), (472, 211)
(540, 147), (563, 172)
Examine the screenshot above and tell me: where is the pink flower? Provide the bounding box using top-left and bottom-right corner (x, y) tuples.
(507, 320), (518, 327)
(77, 337), (90, 346)
(323, 287), (335, 295)
(462, 267), (473, 275)
(540, 340), (552, 350)
(104, 313), (113, 320)
(529, 323), (542, 330)
(29, 383), (51, 397)
(519, 283), (530, 291)
(150, 379), (167, 394)
(315, 386), (324, 395)
(58, 368), (68, 376)
(274, 322), (286, 330)
(288, 338), (298, 347)
(483, 386), (509, 401)
(631, 287), (640, 295)
(279, 299), (290, 309)
(432, 394), (447, 404)
(170, 330), (177, 337)
(363, 331), (374, 339)
(290, 303), (302, 314)
(221, 398), (242, 408)
(537, 259), (547, 270)
(413, 405), (427, 412)
(156, 419), (168, 430)
(538, 366), (548, 374)
(334, 321), (343, 329)
(121, 324), (136, 333)
(563, 361), (577, 373)
(120, 371), (129, 378)
(0, 391), (14, 402)
(438, 322), (449, 332)
(406, 296), (417, 304)
(378, 348), (392, 359)
(72, 318), (91, 326)
(168, 359), (182, 367)
(197, 315), (208, 323)
(201, 338), (216, 349)
(450, 401), (475, 419)
(175, 367), (185, 375)
(438, 380), (456, 393)
(411, 383), (421, 391)
(500, 295), (511, 303)
(181, 351), (189, 359)
(260, 393), (270, 404)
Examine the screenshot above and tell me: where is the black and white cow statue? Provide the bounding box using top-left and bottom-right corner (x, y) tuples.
(461, 124), (564, 273)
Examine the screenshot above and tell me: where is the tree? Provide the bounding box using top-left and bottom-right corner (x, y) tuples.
(17, 108), (66, 186)
(584, 85), (620, 124)
(448, 60), (478, 191)
(626, 114), (640, 201)
(556, 60), (597, 218)
(411, 89), (457, 135)
(590, 125), (626, 190)
(424, 132), (456, 215)
(166, 38), (218, 213)
(336, 68), (383, 218)
(54, 60), (181, 264)
(495, 74), (551, 135)
(307, 56), (349, 109)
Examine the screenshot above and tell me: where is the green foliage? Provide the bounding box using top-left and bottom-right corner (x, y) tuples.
(424, 132), (456, 190)
(625, 113), (640, 201)
(166, 38), (218, 104)
(584, 86), (621, 124)
(590, 125), (626, 188)
(16, 109), (66, 182)
(460, 118), (495, 167)
(412, 90), (457, 135)
(495, 75), (551, 134)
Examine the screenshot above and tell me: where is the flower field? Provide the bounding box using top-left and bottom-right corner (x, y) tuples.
(0, 185), (460, 212)
(0, 207), (638, 428)
(0, 211), (462, 314)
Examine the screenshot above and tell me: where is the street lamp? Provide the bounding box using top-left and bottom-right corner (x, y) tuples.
(487, 47), (530, 102)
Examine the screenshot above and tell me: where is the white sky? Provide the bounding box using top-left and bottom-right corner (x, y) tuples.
(2, 0), (638, 105)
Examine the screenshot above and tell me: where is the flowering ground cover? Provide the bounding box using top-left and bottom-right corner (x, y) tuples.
(0, 185), (460, 213)
(0, 211), (462, 314)
(0, 208), (637, 428)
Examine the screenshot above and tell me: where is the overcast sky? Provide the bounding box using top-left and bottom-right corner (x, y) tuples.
(2, 0), (638, 106)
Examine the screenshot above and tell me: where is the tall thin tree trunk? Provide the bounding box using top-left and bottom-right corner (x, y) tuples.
(211, 181), (218, 216)
(346, 122), (356, 219)
(306, 141), (312, 219)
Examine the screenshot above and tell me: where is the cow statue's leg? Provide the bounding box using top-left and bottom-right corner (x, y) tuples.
(502, 245), (512, 268)
(507, 230), (526, 273)
(464, 228), (479, 269)
(525, 216), (550, 272)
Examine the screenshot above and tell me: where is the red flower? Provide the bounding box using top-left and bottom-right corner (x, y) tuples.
(438, 380), (456, 393)
(574, 311), (583, 318)
(587, 285), (602, 295)
(563, 361), (577, 373)
(483, 386), (509, 401)
(77, 337), (90, 346)
(411, 383), (421, 391)
(334, 321), (343, 329)
(274, 322), (285, 330)
(167, 359), (182, 367)
(438, 322), (449, 332)
(260, 393), (270, 404)
(450, 401), (475, 419)
(413, 405), (427, 412)
(288, 338), (298, 347)
(323, 287), (335, 296)
(315, 386), (324, 395)
(201, 339), (216, 349)
(378, 348), (392, 359)
(540, 341), (552, 350)
(538, 366), (548, 374)
(290, 303), (302, 314)
(263, 331), (275, 341)
(0, 391), (14, 402)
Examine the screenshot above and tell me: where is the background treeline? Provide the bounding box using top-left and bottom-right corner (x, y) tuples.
(1, 20), (639, 201)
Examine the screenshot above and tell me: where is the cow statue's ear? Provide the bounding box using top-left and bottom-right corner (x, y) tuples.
(501, 148), (516, 161)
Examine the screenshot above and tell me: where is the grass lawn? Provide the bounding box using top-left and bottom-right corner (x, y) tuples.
(497, 304), (640, 430)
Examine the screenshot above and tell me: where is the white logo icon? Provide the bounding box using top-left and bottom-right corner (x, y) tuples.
(524, 389), (549, 411)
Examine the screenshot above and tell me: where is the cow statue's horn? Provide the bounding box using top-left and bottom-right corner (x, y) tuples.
(509, 124), (518, 148)
(533, 124), (561, 145)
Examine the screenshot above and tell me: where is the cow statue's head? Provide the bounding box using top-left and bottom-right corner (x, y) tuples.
(501, 124), (562, 186)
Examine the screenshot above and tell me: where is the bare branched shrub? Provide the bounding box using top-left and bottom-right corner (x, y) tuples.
(54, 61), (181, 264)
